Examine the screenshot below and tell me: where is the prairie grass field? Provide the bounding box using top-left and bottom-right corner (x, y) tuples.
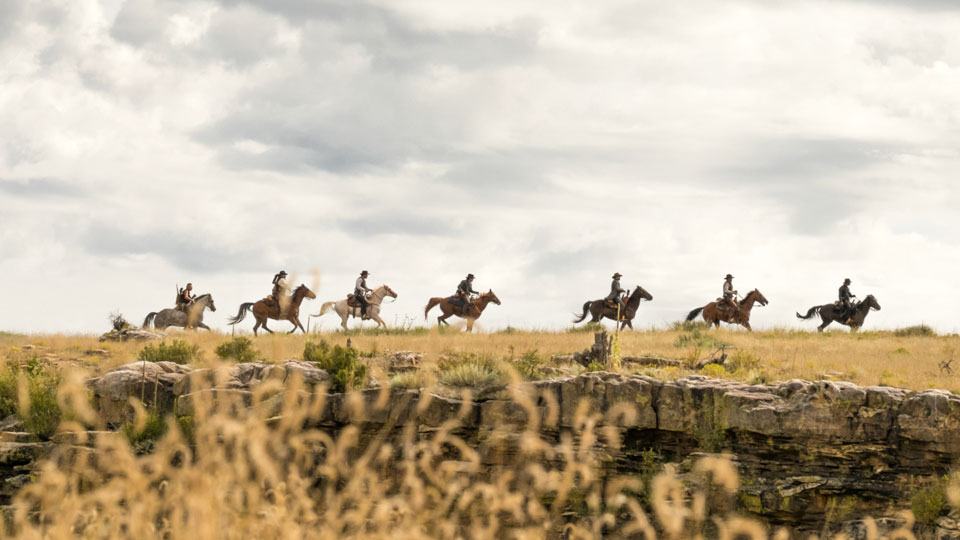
(1, 324), (959, 539)
(2, 323), (958, 393)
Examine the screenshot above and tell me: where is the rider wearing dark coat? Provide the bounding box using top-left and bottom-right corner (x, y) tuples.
(355, 271), (372, 317)
(457, 274), (478, 314)
(839, 278), (856, 320)
(176, 283), (196, 312)
(605, 273), (626, 318)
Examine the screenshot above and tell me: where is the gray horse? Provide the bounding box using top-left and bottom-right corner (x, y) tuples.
(143, 293), (217, 330)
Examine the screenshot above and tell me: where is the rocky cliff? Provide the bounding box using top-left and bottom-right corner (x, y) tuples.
(4, 366), (960, 538)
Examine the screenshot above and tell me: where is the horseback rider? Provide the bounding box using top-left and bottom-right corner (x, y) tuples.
(606, 273), (627, 319)
(722, 274), (739, 312)
(839, 278), (857, 322)
(176, 283), (196, 312)
(271, 271), (289, 305)
(355, 270), (372, 317)
(457, 274), (479, 314)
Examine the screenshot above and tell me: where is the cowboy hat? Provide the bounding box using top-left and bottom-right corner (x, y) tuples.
(466, 273), (475, 279)
(612, 272), (622, 279)
(725, 274), (734, 280)
(361, 270), (369, 276)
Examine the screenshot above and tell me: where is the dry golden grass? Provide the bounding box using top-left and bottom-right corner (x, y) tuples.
(2, 326), (958, 393)
(1, 327), (958, 539)
(4, 366), (946, 540)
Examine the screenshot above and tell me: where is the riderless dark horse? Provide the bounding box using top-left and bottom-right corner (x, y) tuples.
(572, 286), (653, 330)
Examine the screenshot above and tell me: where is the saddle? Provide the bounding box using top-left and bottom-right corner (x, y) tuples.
(347, 293), (370, 308)
(603, 295), (628, 310)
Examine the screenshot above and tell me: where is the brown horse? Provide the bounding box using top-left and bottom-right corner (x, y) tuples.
(572, 286), (654, 330)
(424, 290), (501, 332)
(685, 289), (768, 331)
(227, 284), (316, 335)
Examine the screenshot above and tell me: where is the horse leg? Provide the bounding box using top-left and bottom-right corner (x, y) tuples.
(438, 313), (451, 327)
(261, 319), (274, 334)
(198, 322), (211, 330)
(466, 319), (474, 333)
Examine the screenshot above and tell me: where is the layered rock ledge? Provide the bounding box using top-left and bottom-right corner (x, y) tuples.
(17, 367), (960, 537)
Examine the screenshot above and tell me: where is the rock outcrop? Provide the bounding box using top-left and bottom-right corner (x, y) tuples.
(307, 373), (960, 538)
(70, 368), (960, 537)
(87, 360), (330, 425)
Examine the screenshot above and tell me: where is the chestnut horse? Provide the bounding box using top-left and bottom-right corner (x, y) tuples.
(227, 284), (316, 335)
(796, 294), (881, 332)
(572, 286), (654, 330)
(424, 290), (501, 332)
(685, 289), (768, 331)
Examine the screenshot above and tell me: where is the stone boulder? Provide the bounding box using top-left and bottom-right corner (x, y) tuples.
(88, 361), (192, 425)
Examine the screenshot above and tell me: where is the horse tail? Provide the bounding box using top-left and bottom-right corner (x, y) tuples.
(686, 307), (704, 322)
(796, 306), (820, 321)
(142, 312), (157, 329)
(572, 301), (592, 323)
(311, 302), (336, 318)
(424, 297), (442, 320)
(227, 303), (254, 325)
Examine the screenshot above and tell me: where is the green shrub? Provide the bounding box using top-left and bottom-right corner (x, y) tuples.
(513, 349), (546, 380)
(214, 337), (260, 363)
(670, 320), (712, 332)
(177, 416), (196, 446)
(911, 481), (947, 525)
(122, 411), (169, 453)
(437, 363), (502, 388)
(587, 361), (604, 372)
(138, 340), (200, 365)
(895, 324), (936, 337)
(728, 350), (761, 372)
(389, 372), (426, 389)
(303, 340), (367, 392)
(567, 322), (604, 334)
(0, 358), (63, 439)
(674, 329), (726, 350)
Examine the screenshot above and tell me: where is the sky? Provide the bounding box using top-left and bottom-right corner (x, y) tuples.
(2, 0), (960, 334)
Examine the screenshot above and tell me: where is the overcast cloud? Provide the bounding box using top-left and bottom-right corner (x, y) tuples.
(2, 0), (960, 333)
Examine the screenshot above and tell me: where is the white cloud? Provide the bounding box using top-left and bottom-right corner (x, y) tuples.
(1, 0), (959, 333)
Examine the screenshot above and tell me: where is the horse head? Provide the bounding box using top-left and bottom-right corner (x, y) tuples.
(632, 286), (653, 302)
(382, 285), (398, 299)
(294, 284), (317, 300)
(198, 293), (216, 312)
(862, 294), (881, 311)
(746, 289), (769, 307)
(484, 290), (502, 305)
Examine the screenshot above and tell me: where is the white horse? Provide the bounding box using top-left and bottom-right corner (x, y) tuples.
(312, 285), (398, 330)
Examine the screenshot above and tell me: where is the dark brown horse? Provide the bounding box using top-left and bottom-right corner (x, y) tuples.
(572, 286), (653, 330)
(424, 290), (501, 332)
(796, 294), (881, 332)
(227, 284), (316, 335)
(686, 289), (768, 331)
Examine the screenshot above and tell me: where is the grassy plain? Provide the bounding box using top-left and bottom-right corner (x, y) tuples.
(2, 324), (958, 393)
